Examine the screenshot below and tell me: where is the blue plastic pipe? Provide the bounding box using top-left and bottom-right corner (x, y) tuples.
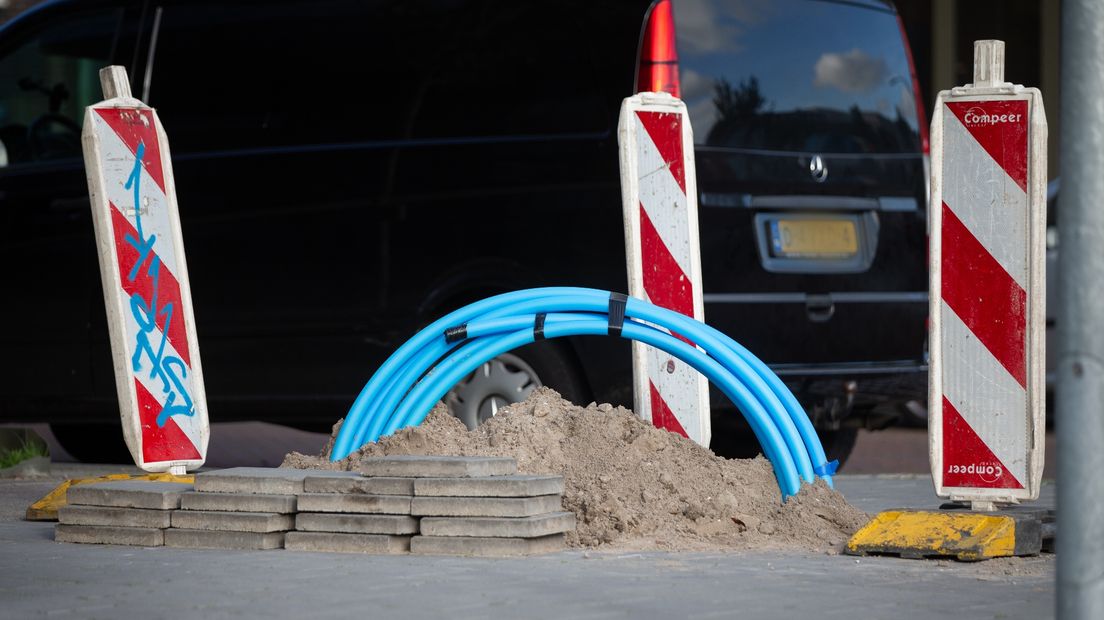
(350, 292), (821, 485)
(624, 298), (832, 481)
(329, 288), (836, 497)
(332, 288), (831, 486)
(378, 314), (804, 497)
(339, 288), (593, 454)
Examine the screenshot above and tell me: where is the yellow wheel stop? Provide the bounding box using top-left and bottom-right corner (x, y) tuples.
(846, 509), (1044, 561)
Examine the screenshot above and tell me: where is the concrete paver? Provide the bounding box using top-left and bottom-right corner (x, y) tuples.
(297, 493), (411, 515)
(170, 510), (294, 533)
(411, 533), (566, 557)
(414, 474), (564, 497)
(53, 523), (164, 547)
(180, 491), (297, 514)
(58, 505), (172, 529)
(193, 467), (319, 494)
(420, 511), (575, 538)
(411, 494), (563, 518)
(164, 528), (284, 550)
(358, 456), (517, 478)
(303, 475), (415, 496)
(67, 480), (190, 510)
(284, 531), (411, 554)
(296, 512), (420, 535)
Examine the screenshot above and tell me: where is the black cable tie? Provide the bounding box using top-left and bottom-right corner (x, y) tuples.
(444, 324), (468, 344)
(533, 313), (547, 340)
(608, 292), (628, 337)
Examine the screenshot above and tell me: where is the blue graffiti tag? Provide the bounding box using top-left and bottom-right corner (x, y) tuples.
(123, 141), (194, 427)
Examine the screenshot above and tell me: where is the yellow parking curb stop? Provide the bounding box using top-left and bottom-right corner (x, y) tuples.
(845, 509), (1047, 561)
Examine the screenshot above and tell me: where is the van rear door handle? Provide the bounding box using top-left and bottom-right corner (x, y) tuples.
(805, 294), (835, 322)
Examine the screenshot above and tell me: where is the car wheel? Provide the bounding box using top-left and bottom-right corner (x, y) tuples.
(445, 340), (589, 429)
(897, 399), (928, 428)
(50, 423), (133, 464)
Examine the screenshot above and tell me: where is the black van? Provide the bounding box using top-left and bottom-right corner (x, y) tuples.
(0, 0), (927, 464)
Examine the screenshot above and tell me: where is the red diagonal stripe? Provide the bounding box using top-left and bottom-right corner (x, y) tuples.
(636, 110), (686, 193)
(111, 203), (191, 367)
(941, 396), (1023, 489)
(941, 202), (1026, 387)
(946, 100), (1028, 192)
(640, 203), (693, 318)
(135, 379), (201, 463)
(95, 108), (167, 194)
(639, 203), (696, 347)
(649, 381), (689, 438)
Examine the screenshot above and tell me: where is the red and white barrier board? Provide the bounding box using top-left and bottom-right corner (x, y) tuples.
(82, 67), (208, 473)
(929, 44), (1046, 504)
(618, 92), (710, 447)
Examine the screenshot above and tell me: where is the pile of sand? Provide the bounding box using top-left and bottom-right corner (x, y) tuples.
(283, 388), (868, 552)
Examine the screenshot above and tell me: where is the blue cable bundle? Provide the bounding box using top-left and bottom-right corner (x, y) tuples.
(330, 287), (838, 498)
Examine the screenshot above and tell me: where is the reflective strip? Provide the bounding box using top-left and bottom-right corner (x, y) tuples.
(942, 107), (1028, 289)
(95, 113), (181, 277)
(121, 292), (204, 455)
(635, 112), (693, 280)
(941, 203), (1027, 387)
(940, 301), (1028, 485)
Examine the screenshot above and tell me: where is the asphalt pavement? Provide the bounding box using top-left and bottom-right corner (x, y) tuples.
(0, 470), (1055, 620)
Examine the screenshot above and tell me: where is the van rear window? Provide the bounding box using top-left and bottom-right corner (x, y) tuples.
(674, 0), (921, 154)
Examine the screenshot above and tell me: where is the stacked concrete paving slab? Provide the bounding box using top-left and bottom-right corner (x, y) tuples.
(167, 467), (351, 550)
(286, 468), (419, 555)
(411, 469), (573, 557)
(55, 480), (190, 547)
(54, 459), (574, 556)
(287, 456), (574, 556)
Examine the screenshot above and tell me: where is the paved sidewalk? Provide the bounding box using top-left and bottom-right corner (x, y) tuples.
(0, 475), (1054, 620)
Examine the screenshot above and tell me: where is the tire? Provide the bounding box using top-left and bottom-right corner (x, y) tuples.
(50, 423), (133, 464)
(897, 399), (929, 429)
(445, 339), (589, 429)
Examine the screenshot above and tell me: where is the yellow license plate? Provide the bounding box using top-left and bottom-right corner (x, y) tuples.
(771, 219), (859, 257)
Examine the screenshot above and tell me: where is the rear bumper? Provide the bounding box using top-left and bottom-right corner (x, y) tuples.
(702, 293), (928, 366)
(709, 360), (928, 428)
(772, 359), (926, 375)
(775, 360), (927, 404)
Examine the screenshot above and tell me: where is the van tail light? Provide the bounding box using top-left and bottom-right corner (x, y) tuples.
(637, 0), (680, 97)
(897, 14), (928, 154)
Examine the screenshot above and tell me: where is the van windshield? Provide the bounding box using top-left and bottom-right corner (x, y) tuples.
(674, 0), (921, 154)
(0, 8), (120, 166)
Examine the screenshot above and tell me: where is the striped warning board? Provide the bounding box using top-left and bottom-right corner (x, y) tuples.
(81, 66), (208, 473)
(929, 46), (1047, 504)
(618, 92), (710, 446)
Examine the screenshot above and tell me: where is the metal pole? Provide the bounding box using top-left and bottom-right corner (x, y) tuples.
(1058, 0), (1104, 617)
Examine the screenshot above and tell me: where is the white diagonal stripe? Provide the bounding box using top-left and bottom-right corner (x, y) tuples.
(941, 301), (1028, 484)
(635, 114), (693, 280)
(635, 289), (709, 440)
(121, 293), (204, 455)
(93, 114), (181, 274)
(646, 342), (701, 427)
(942, 107), (1028, 288)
